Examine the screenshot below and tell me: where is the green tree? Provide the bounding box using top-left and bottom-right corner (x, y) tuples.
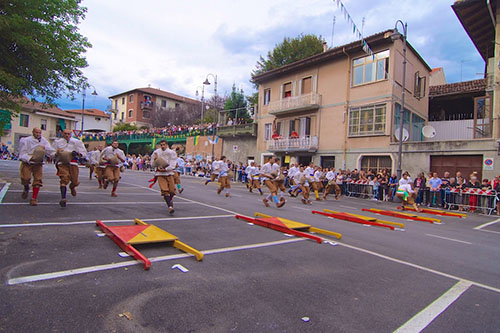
(0, 0), (91, 114)
(251, 34), (324, 77)
(113, 123), (138, 132)
(224, 84), (249, 121)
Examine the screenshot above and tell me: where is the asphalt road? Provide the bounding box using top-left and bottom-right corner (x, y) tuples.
(1, 159), (499, 332)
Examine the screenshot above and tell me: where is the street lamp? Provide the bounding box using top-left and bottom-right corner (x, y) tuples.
(81, 84), (98, 133)
(203, 73), (218, 161)
(391, 20), (407, 181)
(195, 85), (205, 123)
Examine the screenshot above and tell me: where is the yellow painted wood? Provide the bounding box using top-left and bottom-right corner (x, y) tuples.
(309, 227), (342, 239)
(173, 240), (204, 261)
(134, 218), (147, 225)
(346, 213), (378, 222)
(254, 212), (311, 229)
(424, 208), (466, 217)
(370, 208), (441, 223)
(323, 208), (342, 214)
(128, 225), (178, 244)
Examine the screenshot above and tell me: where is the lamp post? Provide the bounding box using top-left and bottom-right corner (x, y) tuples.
(195, 85), (205, 123)
(203, 73), (218, 161)
(391, 20), (407, 181)
(81, 84), (98, 133)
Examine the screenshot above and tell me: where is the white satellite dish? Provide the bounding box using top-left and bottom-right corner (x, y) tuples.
(422, 125), (436, 138)
(394, 128), (409, 142)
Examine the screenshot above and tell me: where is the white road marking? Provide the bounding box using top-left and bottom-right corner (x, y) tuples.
(474, 218), (500, 230)
(425, 234), (472, 245)
(8, 190), (159, 195)
(0, 214), (235, 228)
(394, 280), (472, 333)
(337, 242), (500, 294)
(0, 182), (10, 203)
(7, 238), (304, 285)
(0, 201), (194, 206)
(340, 205), (358, 210)
(292, 206), (312, 211)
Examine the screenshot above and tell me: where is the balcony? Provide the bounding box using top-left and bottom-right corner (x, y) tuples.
(217, 123), (257, 137)
(141, 101), (154, 109)
(267, 93), (322, 116)
(426, 119), (491, 141)
(267, 135), (318, 152)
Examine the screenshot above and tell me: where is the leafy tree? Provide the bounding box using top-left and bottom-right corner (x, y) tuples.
(0, 0), (91, 114)
(224, 84), (249, 121)
(252, 34), (324, 78)
(151, 103), (200, 127)
(113, 123), (138, 132)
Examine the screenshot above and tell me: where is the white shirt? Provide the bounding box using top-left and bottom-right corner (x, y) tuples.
(325, 171), (335, 182)
(212, 160), (221, 174)
(53, 137), (87, 165)
(89, 150), (101, 165)
(18, 135), (55, 164)
(100, 146), (126, 167)
(260, 162), (274, 181)
(313, 170), (323, 182)
(288, 166), (298, 178)
(219, 161), (229, 176)
(293, 170), (308, 186)
(153, 147), (177, 176)
(305, 166), (315, 177)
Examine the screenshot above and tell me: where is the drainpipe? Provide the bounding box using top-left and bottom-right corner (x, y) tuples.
(487, 0), (496, 28)
(342, 47), (351, 170)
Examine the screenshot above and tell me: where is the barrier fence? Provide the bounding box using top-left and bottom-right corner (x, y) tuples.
(343, 180), (497, 215)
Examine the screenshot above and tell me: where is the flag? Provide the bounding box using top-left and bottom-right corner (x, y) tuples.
(208, 136), (219, 144)
(152, 137), (156, 148)
(193, 135), (200, 146)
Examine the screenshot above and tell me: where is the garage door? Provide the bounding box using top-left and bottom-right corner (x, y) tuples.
(430, 155), (483, 181)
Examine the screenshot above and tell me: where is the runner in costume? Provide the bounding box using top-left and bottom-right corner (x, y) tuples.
(18, 127), (55, 206)
(53, 129), (87, 207)
(100, 140), (126, 197)
(152, 140), (178, 214)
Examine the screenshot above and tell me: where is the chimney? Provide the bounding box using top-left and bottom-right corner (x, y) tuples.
(323, 42), (328, 52)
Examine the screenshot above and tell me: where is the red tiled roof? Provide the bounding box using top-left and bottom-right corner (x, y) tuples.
(19, 97), (75, 118)
(65, 108), (110, 118)
(429, 78), (486, 97)
(430, 67), (443, 74)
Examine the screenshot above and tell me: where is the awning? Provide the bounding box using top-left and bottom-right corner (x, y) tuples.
(59, 118), (66, 130)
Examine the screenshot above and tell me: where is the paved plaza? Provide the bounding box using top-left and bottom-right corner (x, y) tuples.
(1, 160), (499, 332)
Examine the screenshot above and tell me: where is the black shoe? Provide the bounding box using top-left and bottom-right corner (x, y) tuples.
(59, 199), (66, 207)
(168, 206), (175, 215)
(21, 190), (28, 200)
(179, 188), (184, 194)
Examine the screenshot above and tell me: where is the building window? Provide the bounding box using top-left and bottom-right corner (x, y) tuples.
(162, 100), (167, 108)
(394, 103), (424, 142)
(301, 77), (312, 94)
(128, 109), (133, 118)
(175, 103), (180, 108)
(414, 71), (426, 99)
(263, 89), (271, 105)
(264, 123), (272, 140)
(283, 82), (292, 98)
(114, 100), (118, 109)
(121, 112), (124, 120)
(361, 155), (392, 174)
(320, 156), (335, 169)
(129, 94), (134, 103)
(40, 119), (47, 131)
(143, 110), (150, 119)
(289, 119), (296, 136)
(114, 113), (117, 120)
(299, 117), (311, 136)
(19, 114), (29, 127)
(352, 50), (389, 86)
(121, 97), (125, 105)
(349, 104), (386, 136)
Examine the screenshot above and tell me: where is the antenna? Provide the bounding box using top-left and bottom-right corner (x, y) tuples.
(331, 16), (336, 48)
(362, 17), (365, 37)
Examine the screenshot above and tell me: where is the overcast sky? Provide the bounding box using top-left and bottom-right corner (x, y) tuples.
(56, 0), (485, 111)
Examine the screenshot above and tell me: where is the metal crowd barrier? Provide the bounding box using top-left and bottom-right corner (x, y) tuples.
(447, 188), (497, 215)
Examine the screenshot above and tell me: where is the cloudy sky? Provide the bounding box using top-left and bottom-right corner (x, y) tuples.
(56, 0), (485, 111)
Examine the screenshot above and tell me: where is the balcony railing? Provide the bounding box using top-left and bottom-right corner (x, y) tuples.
(427, 119), (491, 141)
(217, 123), (257, 137)
(141, 101), (154, 109)
(267, 135), (318, 152)
(267, 93), (322, 115)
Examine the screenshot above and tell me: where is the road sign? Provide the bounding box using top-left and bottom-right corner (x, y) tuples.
(72, 129), (82, 137)
(484, 158), (494, 171)
(233, 145), (238, 152)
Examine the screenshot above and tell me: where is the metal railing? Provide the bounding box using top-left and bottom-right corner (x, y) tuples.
(267, 135), (318, 151)
(267, 93), (321, 114)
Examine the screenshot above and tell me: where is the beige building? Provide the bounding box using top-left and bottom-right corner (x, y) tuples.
(1, 98), (77, 152)
(253, 30), (430, 173)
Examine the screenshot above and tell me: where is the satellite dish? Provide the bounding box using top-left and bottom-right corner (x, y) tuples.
(394, 128), (409, 142)
(422, 125), (436, 138)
